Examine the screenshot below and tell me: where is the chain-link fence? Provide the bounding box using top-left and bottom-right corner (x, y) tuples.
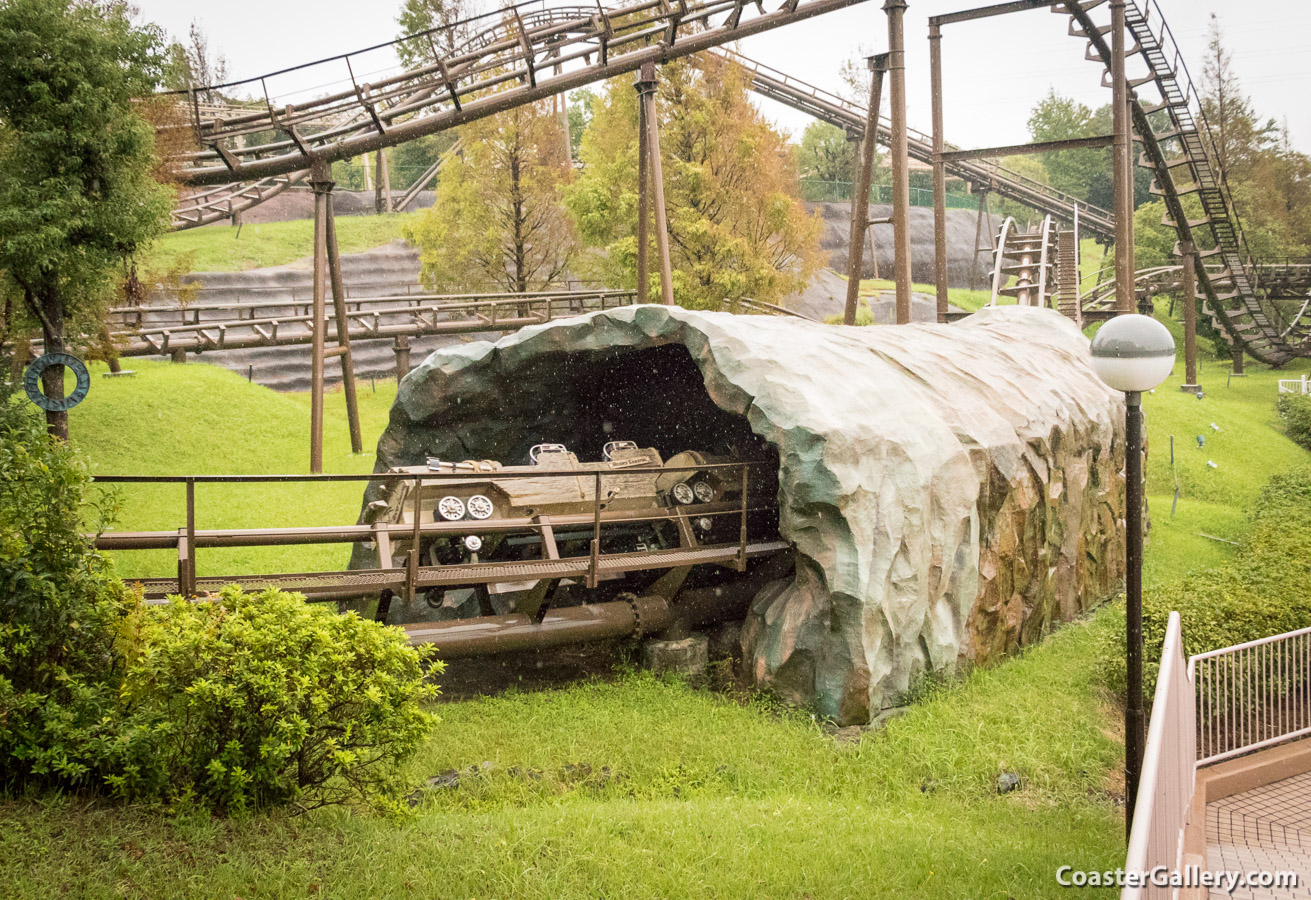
(799, 179), (980, 211)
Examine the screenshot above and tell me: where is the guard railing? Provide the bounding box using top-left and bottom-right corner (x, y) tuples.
(91, 462), (784, 611)
(1124, 611), (1195, 900)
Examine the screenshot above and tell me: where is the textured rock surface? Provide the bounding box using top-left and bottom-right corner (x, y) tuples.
(807, 201), (994, 287)
(358, 304), (1126, 724)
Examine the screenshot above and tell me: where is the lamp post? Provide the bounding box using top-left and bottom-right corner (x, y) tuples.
(1089, 313), (1176, 837)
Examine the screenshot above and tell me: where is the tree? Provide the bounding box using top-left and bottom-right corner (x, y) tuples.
(404, 100), (577, 293)
(163, 20), (229, 102)
(796, 121), (861, 186)
(1026, 90), (1112, 211)
(567, 55), (822, 308)
(396, 0), (479, 66)
(568, 90), (596, 159)
(0, 0), (173, 439)
(1024, 89), (1153, 214)
(1201, 14), (1275, 183)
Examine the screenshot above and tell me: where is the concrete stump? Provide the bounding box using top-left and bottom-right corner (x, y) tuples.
(642, 634), (709, 677)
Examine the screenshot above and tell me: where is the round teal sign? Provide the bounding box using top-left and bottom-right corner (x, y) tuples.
(24, 352), (90, 412)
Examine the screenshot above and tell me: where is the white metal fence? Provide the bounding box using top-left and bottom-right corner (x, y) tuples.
(1124, 611), (1196, 900)
(1278, 375), (1311, 395)
(1190, 625), (1311, 766)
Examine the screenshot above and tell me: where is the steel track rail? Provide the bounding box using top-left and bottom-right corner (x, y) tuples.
(164, 3), (1117, 244)
(32, 291), (639, 358)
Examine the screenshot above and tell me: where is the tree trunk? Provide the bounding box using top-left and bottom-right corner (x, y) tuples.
(37, 281), (68, 441)
(510, 151), (527, 293)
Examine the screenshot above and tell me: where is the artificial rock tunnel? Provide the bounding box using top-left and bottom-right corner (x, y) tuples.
(356, 304), (1127, 724)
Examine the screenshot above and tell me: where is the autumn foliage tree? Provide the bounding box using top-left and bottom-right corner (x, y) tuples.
(567, 54), (821, 308)
(405, 100), (577, 293)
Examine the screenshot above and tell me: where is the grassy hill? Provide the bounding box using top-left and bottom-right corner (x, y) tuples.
(140, 213), (417, 275)
(69, 359), (397, 578)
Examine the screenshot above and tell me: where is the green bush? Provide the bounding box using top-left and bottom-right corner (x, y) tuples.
(108, 586), (441, 813)
(0, 397), (440, 810)
(823, 305), (875, 326)
(0, 396), (131, 787)
(1097, 465), (1311, 695)
(1277, 393), (1311, 451)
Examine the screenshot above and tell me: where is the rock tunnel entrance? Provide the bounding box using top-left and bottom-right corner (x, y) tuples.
(510, 342), (779, 469)
(362, 304), (1126, 723)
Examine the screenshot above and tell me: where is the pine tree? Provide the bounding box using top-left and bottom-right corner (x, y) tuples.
(567, 55), (822, 308)
(404, 101), (576, 293)
(1201, 14), (1275, 182)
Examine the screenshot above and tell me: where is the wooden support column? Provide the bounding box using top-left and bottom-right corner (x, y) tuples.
(1231, 346), (1246, 376)
(394, 335), (411, 384)
(1111, 0), (1134, 316)
(971, 189), (991, 292)
(929, 21), (949, 322)
(844, 54), (887, 326)
(635, 69), (651, 304)
(310, 160), (331, 474)
(1179, 242), (1201, 392)
(637, 62), (674, 306)
(325, 192), (363, 454)
(375, 148), (394, 214)
(885, 0), (912, 324)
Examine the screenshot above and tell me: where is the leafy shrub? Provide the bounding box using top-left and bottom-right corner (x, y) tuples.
(1097, 466), (1311, 695)
(0, 396), (130, 787)
(108, 586), (441, 812)
(0, 397), (440, 811)
(824, 305), (875, 326)
(1277, 393), (1311, 451)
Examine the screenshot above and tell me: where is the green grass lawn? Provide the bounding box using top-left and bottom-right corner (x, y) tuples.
(69, 358), (398, 578)
(0, 620), (1125, 899)
(140, 213), (417, 276)
(1138, 307), (1311, 584)
(5, 300), (1308, 899)
(854, 277), (995, 312)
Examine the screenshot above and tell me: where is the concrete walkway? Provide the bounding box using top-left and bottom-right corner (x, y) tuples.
(1208, 771), (1311, 898)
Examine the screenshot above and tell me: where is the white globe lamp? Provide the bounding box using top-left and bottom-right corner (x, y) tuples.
(1089, 313), (1176, 393)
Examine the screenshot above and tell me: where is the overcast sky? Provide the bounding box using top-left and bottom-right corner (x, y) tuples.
(132, 0), (1311, 151)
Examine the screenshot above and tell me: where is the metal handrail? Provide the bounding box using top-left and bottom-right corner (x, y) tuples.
(1189, 625), (1311, 766)
(1124, 611), (1196, 900)
(93, 460), (775, 600)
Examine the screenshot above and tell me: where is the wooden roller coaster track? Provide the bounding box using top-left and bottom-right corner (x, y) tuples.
(1062, 0), (1309, 364)
(160, 0), (1311, 364)
(162, 0), (1115, 240)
